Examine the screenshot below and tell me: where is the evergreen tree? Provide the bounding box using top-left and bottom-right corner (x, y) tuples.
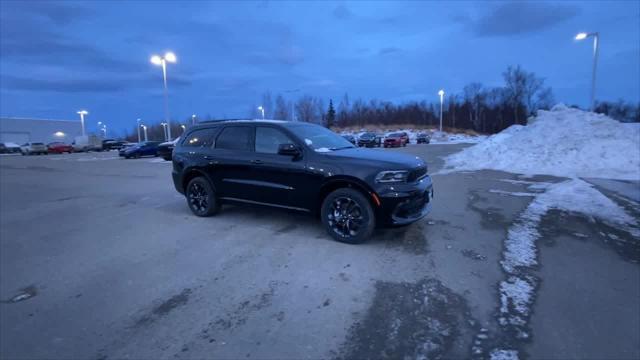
(326, 99), (336, 128)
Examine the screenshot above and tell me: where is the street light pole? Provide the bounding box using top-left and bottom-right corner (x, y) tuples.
(438, 90), (445, 132)
(575, 32), (600, 111)
(142, 125), (148, 142)
(161, 123), (168, 141)
(136, 118), (142, 143)
(151, 52), (177, 139)
(77, 110), (88, 136)
(258, 106), (265, 120)
(191, 114), (196, 125)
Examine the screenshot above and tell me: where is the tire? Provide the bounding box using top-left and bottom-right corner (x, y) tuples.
(321, 188), (375, 244)
(186, 177), (220, 217)
(134, 153), (140, 159)
(163, 156), (171, 161)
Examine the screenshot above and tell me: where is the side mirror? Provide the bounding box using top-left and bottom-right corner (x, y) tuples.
(277, 143), (300, 157)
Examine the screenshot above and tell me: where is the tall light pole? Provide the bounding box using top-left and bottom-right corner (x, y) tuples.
(98, 121), (107, 137)
(181, 124), (186, 133)
(141, 125), (148, 142)
(160, 122), (168, 141)
(150, 51), (177, 139)
(136, 118), (142, 143)
(438, 90), (445, 132)
(77, 110), (88, 136)
(191, 114), (196, 125)
(258, 106), (265, 120)
(575, 32), (599, 111)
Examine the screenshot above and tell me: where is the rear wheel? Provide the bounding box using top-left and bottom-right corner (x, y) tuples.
(186, 177), (220, 217)
(321, 188), (375, 244)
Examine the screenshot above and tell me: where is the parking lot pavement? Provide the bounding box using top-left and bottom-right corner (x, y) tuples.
(1, 147), (638, 359)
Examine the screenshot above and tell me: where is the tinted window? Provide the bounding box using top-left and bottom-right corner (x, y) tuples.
(255, 127), (292, 154)
(182, 128), (217, 148)
(216, 126), (252, 151)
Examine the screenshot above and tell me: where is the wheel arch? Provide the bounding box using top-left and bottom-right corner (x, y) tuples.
(181, 168), (216, 194)
(316, 176), (380, 215)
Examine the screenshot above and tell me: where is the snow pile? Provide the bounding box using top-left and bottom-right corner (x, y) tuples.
(443, 104), (640, 180)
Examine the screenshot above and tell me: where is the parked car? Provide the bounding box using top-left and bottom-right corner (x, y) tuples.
(158, 138), (179, 161)
(357, 132), (382, 147)
(0, 142), (21, 153)
(121, 141), (161, 159)
(72, 135), (103, 152)
(102, 139), (126, 151)
(416, 132), (431, 144)
(47, 142), (73, 154)
(383, 132), (407, 147)
(341, 134), (357, 145)
(118, 143), (138, 157)
(172, 120), (433, 244)
(20, 142), (47, 155)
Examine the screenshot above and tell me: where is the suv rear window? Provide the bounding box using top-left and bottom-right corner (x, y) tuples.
(183, 128), (217, 148)
(216, 126), (252, 151)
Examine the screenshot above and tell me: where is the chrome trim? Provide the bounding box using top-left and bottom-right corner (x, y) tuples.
(222, 178), (294, 190)
(220, 197), (310, 212)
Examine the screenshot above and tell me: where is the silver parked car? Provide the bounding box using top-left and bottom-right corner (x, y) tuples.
(20, 142), (48, 155)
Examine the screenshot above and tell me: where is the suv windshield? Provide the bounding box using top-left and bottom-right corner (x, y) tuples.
(288, 124), (355, 152)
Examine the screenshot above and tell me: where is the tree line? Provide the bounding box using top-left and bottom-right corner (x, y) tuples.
(252, 65), (639, 134)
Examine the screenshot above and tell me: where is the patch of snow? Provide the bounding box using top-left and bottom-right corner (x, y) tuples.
(442, 105), (640, 180)
(489, 189), (537, 197)
(314, 147), (331, 153)
(490, 349), (519, 360)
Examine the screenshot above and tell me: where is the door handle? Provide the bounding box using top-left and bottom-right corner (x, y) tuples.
(251, 159), (263, 164)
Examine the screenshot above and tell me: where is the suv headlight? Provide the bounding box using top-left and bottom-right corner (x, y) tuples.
(375, 170), (408, 183)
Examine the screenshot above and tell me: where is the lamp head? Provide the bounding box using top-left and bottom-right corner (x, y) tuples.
(164, 52), (177, 63)
(150, 55), (162, 65)
(575, 32), (588, 40)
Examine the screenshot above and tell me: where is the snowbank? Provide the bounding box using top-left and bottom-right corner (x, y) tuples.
(443, 104), (640, 180)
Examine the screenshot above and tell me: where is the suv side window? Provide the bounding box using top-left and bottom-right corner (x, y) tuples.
(215, 126), (252, 151)
(255, 127), (293, 154)
(182, 128), (217, 148)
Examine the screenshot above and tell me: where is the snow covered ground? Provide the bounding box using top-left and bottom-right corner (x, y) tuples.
(442, 104), (640, 180)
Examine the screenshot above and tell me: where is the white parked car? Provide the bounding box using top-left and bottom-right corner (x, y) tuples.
(20, 142), (48, 155)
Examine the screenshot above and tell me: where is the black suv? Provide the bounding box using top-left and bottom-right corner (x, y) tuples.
(357, 132), (382, 147)
(172, 120), (433, 244)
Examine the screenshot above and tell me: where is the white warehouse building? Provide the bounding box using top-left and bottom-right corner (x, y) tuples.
(0, 117), (83, 144)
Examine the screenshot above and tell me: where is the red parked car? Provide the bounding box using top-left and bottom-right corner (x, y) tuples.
(47, 142), (73, 154)
(383, 132), (408, 148)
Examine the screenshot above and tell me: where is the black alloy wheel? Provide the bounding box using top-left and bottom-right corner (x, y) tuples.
(321, 188), (375, 244)
(186, 177), (220, 217)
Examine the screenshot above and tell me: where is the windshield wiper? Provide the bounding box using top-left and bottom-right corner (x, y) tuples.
(329, 146), (355, 151)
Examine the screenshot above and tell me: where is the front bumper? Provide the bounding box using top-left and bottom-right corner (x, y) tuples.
(375, 175), (433, 226)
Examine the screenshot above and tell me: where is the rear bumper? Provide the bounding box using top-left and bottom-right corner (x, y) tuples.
(375, 175), (433, 226)
(172, 171), (184, 194)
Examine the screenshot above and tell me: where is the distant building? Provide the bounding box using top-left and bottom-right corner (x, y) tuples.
(0, 117), (83, 144)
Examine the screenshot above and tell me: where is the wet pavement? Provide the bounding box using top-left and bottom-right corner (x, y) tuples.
(0, 146), (638, 359)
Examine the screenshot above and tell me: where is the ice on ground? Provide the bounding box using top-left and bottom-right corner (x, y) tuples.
(442, 104), (640, 180)
(490, 349), (519, 360)
(502, 178), (639, 273)
(489, 189), (537, 197)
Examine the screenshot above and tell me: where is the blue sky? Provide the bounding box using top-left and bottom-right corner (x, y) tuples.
(1, 0), (638, 135)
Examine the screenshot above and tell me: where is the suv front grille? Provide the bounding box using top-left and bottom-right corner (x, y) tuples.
(407, 166), (427, 182)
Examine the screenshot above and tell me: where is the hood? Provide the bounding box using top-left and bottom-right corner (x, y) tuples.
(321, 147), (424, 169)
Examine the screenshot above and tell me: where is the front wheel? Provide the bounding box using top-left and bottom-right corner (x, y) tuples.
(186, 177), (220, 217)
(321, 188), (375, 244)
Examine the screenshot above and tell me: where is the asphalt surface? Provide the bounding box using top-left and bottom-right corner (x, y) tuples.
(0, 145), (638, 359)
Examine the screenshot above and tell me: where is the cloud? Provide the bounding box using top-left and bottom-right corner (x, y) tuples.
(0, 72), (191, 93)
(332, 4), (353, 20)
(3, 0), (90, 26)
(468, 2), (580, 37)
(379, 47), (402, 55)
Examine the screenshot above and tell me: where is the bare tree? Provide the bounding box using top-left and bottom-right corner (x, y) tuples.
(463, 82), (485, 130)
(273, 94), (289, 120)
(295, 95), (315, 122)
